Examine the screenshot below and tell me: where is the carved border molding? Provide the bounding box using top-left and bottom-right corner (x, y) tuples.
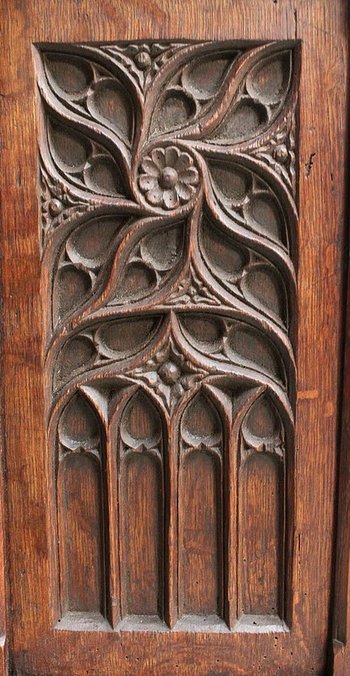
(35, 39), (299, 630)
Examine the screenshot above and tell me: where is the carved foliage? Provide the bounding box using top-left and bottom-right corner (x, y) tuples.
(37, 39), (299, 630)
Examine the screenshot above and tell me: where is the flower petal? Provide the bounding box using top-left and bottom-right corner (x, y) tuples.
(165, 146), (179, 167)
(176, 182), (194, 202)
(140, 158), (160, 176)
(163, 189), (179, 209)
(151, 148), (166, 170)
(146, 186), (163, 205)
(175, 152), (192, 173)
(178, 167), (199, 186)
(138, 174), (158, 192)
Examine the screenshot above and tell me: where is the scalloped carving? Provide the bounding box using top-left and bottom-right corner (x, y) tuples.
(37, 39), (299, 631)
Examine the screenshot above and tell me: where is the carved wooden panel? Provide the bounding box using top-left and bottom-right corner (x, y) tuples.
(36, 39), (299, 632)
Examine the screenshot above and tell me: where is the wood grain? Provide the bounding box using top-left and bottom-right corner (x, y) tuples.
(0, 1), (348, 675)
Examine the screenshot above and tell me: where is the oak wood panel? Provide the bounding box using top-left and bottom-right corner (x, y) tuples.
(38, 32), (297, 641)
(0, 1), (348, 675)
(332, 157), (350, 673)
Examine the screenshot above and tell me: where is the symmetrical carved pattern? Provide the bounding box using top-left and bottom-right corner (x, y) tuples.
(37, 39), (299, 631)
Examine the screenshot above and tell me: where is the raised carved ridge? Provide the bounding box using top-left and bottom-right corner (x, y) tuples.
(37, 39), (299, 631)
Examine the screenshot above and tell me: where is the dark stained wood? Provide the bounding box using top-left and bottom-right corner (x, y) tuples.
(0, 1), (349, 675)
(39, 33), (299, 647)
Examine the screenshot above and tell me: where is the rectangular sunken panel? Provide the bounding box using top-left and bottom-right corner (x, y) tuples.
(36, 39), (299, 631)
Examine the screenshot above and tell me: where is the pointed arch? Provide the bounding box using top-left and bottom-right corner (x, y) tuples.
(56, 390), (108, 620)
(235, 390), (289, 624)
(116, 388), (167, 623)
(177, 388), (227, 625)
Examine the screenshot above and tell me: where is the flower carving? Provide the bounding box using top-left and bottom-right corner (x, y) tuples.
(38, 42), (298, 638)
(129, 338), (208, 412)
(38, 40), (298, 422)
(137, 146), (200, 210)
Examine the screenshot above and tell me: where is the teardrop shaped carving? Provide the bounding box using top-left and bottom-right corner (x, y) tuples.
(140, 224), (184, 272)
(44, 53), (93, 97)
(114, 261), (157, 303)
(208, 160), (288, 247)
(201, 217), (248, 280)
(48, 118), (127, 197)
(150, 89), (197, 136)
(55, 336), (97, 389)
(58, 392), (101, 450)
(213, 100), (268, 143)
(66, 215), (124, 268)
(241, 265), (288, 324)
(210, 49), (292, 143)
(120, 391), (162, 449)
(181, 392), (222, 447)
(83, 155), (126, 196)
(180, 315), (225, 354)
(112, 221), (185, 304)
(96, 317), (160, 359)
(208, 161), (253, 206)
(49, 119), (90, 170)
(181, 55), (233, 101)
(246, 51), (292, 106)
(242, 393), (282, 448)
(87, 78), (133, 141)
(226, 323), (285, 384)
(54, 265), (92, 322)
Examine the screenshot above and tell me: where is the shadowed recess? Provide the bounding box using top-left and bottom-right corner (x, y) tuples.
(119, 391), (165, 620)
(57, 393), (107, 617)
(179, 393), (224, 620)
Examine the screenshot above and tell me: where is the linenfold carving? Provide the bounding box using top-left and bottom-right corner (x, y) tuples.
(36, 39), (299, 630)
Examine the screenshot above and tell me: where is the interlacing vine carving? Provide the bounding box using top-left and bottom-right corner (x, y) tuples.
(37, 39), (299, 628)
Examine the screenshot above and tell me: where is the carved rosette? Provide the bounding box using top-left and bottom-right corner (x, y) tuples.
(36, 39), (299, 629)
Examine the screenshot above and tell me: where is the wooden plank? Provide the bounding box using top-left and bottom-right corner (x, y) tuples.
(0, 1), (348, 674)
(331, 152), (350, 676)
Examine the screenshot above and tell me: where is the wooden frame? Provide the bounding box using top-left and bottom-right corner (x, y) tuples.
(0, 1), (349, 674)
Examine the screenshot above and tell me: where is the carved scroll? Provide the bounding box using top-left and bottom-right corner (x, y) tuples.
(36, 39), (299, 630)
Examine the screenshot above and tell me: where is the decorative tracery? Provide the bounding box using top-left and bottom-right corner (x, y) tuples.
(37, 39), (299, 630)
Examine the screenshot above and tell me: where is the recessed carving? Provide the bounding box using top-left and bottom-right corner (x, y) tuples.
(138, 146), (200, 210)
(47, 118), (127, 197)
(179, 393), (224, 620)
(238, 393), (285, 617)
(119, 392), (165, 619)
(37, 38), (299, 631)
(207, 160), (288, 247)
(210, 49), (292, 143)
(57, 393), (107, 617)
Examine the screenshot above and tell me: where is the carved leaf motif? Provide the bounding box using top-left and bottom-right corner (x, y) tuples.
(38, 38), (298, 630)
(128, 336), (209, 413)
(52, 214), (128, 325)
(101, 42), (189, 94)
(40, 163), (99, 249)
(206, 159), (289, 248)
(149, 51), (238, 138)
(178, 314), (287, 388)
(41, 50), (137, 146)
(54, 316), (163, 390)
(48, 118), (128, 197)
(200, 217), (289, 326)
(109, 220), (186, 305)
(209, 50), (292, 143)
